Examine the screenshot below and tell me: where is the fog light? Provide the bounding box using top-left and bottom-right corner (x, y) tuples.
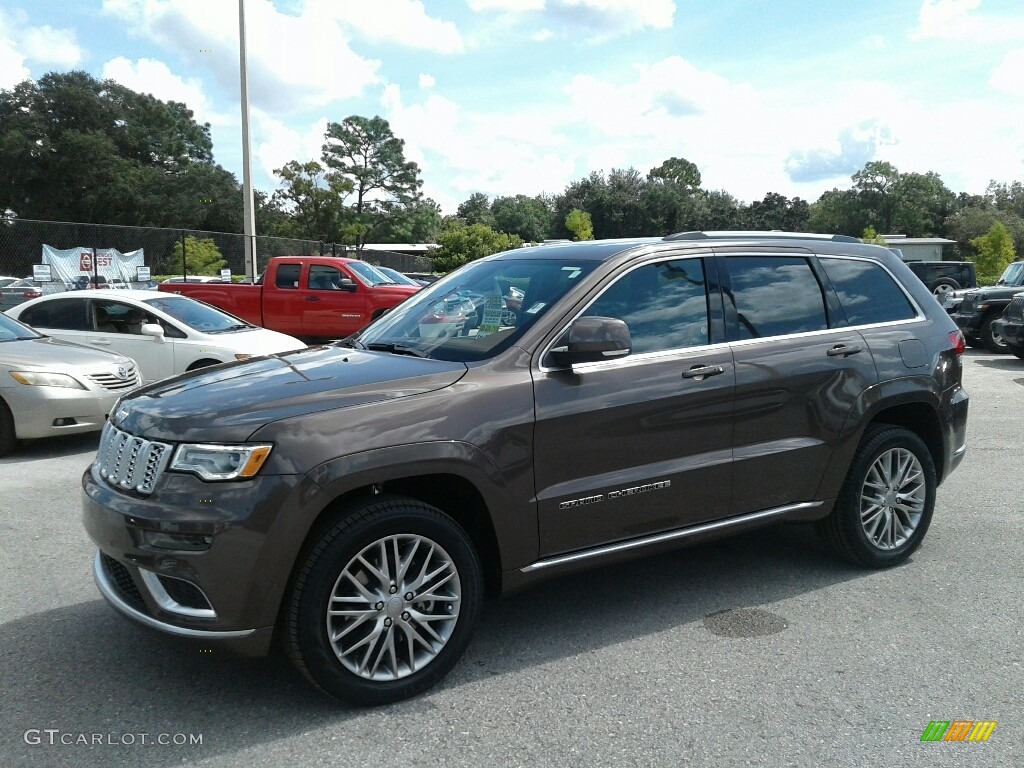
(141, 531), (214, 551)
(52, 417), (78, 427)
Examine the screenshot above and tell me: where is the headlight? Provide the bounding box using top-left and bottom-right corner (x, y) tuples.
(169, 443), (272, 481)
(9, 371), (86, 389)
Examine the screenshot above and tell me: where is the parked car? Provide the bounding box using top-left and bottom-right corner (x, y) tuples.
(0, 278), (66, 309)
(0, 311), (141, 456)
(71, 275), (111, 290)
(158, 256), (421, 340)
(7, 290), (307, 384)
(949, 260), (1024, 352)
(991, 292), (1024, 359)
(0, 276), (20, 288)
(404, 272), (441, 285)
(83, 231), (967, 705)
(901, 260), (977, 298)
(160, 276), (224, 284)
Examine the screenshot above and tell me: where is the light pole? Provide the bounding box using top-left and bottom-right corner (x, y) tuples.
(238, 0), (257, 279)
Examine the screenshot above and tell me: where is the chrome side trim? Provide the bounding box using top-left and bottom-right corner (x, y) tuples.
(93, 553), (254, 639)
(138, 569), (217, 620)
(520, 501), (823, 574)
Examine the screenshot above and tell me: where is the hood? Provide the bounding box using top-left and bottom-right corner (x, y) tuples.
(114, 345), (467, 442)
(0, 335), (133, 371)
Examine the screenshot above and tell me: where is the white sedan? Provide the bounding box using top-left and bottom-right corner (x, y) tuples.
(7, 289), (306, 384)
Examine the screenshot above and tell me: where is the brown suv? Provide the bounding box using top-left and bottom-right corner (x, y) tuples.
(83, 232), (969, 705)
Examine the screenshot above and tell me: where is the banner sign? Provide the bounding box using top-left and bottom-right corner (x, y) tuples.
(41, 245), (145, 288)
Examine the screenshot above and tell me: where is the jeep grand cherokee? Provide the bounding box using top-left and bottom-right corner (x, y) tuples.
(83, 232), (969, 705)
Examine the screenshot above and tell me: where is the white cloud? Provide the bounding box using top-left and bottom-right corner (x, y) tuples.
(990, 48), (1024, 97)
(310, 0), (464, 54)
(914, 0), (981, 39)
(466, 0), (674, 37)
(101, 57), (232, 126)
(253, 111), (330, 180)
(22, 24), (83, 68)
(102, 0), (382, 112)
(418, 73), (436, 89)
(0, 8), (81, 87)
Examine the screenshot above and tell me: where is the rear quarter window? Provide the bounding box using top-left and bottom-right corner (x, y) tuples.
(819, 257), (917, 326)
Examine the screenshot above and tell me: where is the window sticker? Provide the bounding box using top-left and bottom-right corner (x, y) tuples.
(476, 295), (505, 337)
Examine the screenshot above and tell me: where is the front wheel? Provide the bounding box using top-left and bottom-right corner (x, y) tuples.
(285, 496), (483, 705)
(981, 316), (1009, 354)
(818, 425), (936, 568)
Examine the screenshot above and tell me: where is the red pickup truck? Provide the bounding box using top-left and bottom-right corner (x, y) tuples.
(158, 256), (421, 339)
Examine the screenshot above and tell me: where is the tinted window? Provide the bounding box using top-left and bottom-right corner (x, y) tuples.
(819, 257), (916, 325)
(723, 256), (827, 340)
(0, 312), (39, 340)
(583, 259), (709, 354)
(143, 296), (253, 333)
(308, 265), (345, 290)
(21, 298), (90, 330)
(275, 264), (301, 289)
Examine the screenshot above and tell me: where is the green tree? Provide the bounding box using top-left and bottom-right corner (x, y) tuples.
(0, 71), (241, 229)
(455, 192), (495, 228)
(890, 171), (956, 236)
(371, 198), (444, 243)
(491, 194), (551, 242)
(742, 192), (811, 231)
(170, 236), (227, 275)
(320, 115), (423, 249)
(431, 222), (523, 273)
(852, 160), (901, 233)
(565, 209), (594, 241)
(861, 226), (887, 245)
(970, 220), (1017, 284)
(648, 156), (701, 192)
(808, 188), (868, 236)
(271, 160), (350, 242)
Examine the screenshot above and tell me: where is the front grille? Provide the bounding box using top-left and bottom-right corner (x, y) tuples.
(86, 364), (141, 392)
(96, 421), (172, 495)
(960, 294), (977, 313)
(157, 576), (213, 611)
(100, 553), (147, 613)
(1005, 296), (1024, 321)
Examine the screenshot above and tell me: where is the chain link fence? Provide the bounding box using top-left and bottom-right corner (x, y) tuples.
(0, 218), (434, 285)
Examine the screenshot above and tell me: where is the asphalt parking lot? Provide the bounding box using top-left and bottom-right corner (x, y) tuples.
(1, 350), (1021, 768)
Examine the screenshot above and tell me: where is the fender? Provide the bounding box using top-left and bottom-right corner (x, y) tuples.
(814, 375), (944, 503)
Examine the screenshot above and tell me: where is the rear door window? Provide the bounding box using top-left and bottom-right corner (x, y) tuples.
(721, 256), (827, 340)
(20, 298), (90, 330)
(819, 257), (917, 326)
(275, 264), (301, 289)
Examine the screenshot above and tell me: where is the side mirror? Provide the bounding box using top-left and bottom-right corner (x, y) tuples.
(548, 316), (632, 368)
(337, 278), (357, 292)
(140, 323), (165, 340)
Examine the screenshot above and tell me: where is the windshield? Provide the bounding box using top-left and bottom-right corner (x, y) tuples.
(0, 311), (41, 341)
(376, 267), (420, 286)
(347, 261), (395, 287)
(356, 257), (597, 362)
(143, 296), (254, 333)
(999, 261), (1024, 285)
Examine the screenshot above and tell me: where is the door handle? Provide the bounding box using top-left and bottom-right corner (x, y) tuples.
(89, 339), (111, 345)
(682, 364), (725, 380)
(305, 296), (320, 302)
(826, 344), (862, 358)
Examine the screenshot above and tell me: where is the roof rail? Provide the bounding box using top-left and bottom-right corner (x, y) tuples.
(663, 230), (861, 244)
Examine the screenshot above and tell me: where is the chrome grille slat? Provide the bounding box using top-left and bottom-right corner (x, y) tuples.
(85, 364), (141, 392)
(95, 423), (172, 495)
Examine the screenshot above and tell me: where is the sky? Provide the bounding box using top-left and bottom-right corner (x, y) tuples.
(2, 0), (1023, 215)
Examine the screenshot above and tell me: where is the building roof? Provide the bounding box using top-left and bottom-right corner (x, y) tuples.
(882, 236), (956, 245)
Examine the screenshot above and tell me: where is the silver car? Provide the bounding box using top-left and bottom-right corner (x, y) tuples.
(0, 312), (142, 456)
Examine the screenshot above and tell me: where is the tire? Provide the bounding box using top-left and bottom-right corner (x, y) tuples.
(818, 425), (936, 568)
(0, 397), (17, 457)
(284, 496), (483, 705)
(964, 337), (983, 349)
(186, 358), (220, 371)
(980, 316), (1009, 354)
(929, 278), (959, 298)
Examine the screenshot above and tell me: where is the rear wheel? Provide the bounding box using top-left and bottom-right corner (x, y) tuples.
(818, 425), (936, 568)
(0, 398), (16, 457)
(285, 496), (483, 705)
(929, 278), (959, 298)
(980, 316), (1009, 354)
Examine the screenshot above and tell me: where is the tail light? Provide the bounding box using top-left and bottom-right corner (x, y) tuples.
(948, 329), (965, 355)
(23, 289), (41, 298)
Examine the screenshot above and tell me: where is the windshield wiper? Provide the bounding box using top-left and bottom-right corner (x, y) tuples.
(338, 335), (365, 349)
(365, 342), (429, 358)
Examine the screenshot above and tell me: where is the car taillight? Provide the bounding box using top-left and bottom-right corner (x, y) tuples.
(948, 329), (965, 355)
(23, 290), (41, 298)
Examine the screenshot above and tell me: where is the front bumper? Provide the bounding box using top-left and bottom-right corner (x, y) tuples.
(950, 311), (983, 335)
(82, 463), (330, 656)
(992, 318), (1024, 352)
(1, 384), (122, 440)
